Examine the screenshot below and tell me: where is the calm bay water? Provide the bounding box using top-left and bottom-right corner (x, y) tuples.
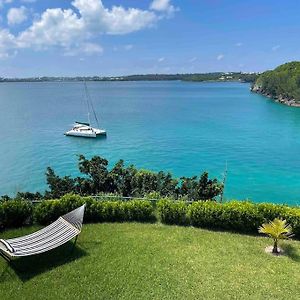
(1, 81), (300, 204)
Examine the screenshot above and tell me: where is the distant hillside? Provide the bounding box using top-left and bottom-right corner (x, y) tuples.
(122, 72), (258, 83)
(0, 72), (258, 83)
(251, 61), (300, 106)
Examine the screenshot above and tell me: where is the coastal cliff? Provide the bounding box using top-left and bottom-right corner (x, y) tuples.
(251, 61), (300, 107)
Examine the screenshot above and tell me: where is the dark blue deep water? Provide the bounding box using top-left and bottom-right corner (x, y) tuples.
(1, 81), (300, 204)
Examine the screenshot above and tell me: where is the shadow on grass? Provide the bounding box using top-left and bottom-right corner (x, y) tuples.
(5, 242), (87, 282)
(281, 243), (300, 262)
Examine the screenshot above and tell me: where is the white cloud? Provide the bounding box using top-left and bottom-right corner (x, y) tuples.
(73, 0), (158, 35)
(7, 6), (28, 25)
(124, 44), (133, 50)
(150, 0), (178, 15)
(64, 42), (103, 56)
(235, 42), (243, 47)
(82, 42), (103, 54)
(0, 28), (16, 58)
(189, 56), (197, 63)
(272, 45), (280, 51)
(158, 57), (165, 62)
(17, 8), (85, 49)
(217, 54), (224, 61)
(0, 0), (178, 58)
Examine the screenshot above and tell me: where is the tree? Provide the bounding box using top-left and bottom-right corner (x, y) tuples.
(197, 172), (223, 200)
(258, 218), (293, 254)
(254, 61), (300, 102)
(45, 167), (76, 198)
(78, 155), (110, 194)
(15, 191), (43, 201)
(41, 155), (223, 200)
(179, 176), (198, 200)
(178, 172), (223, 200)
(108, 159), (127, 194)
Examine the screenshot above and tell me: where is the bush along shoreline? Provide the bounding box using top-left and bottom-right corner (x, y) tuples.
(1, 155), (224, 202)
(2, 194), (300, 239)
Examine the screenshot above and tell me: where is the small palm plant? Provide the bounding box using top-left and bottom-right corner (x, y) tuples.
(258, 218), (293, 254)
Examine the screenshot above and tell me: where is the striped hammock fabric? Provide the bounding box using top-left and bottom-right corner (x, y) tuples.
(0, 204), (85, 258)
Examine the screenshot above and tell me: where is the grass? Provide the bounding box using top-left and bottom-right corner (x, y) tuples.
(1, 223), (300, 300)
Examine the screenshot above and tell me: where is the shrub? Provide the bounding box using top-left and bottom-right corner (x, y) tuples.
(259, 218), (293, 253)
(189, 200), (296, 233)
(33, 194), (155, 225)
(157, 199), (189, 225)
(256, 203), (300, 236)
(34, 194), (94, 225)
(158, 199), (300, 238)
(0, 200), (33, 229)
(218, 201), (262, 232)
(122, 200), (155, 222)
(34, 200), (65, 225)
(189, 201), (223, 228)
(4, 193), (300, 240)
(85, 200), (155, 223)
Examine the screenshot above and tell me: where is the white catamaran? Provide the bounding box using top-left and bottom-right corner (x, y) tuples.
(65, 82), (106, 138)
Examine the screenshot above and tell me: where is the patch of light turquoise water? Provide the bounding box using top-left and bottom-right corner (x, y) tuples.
(1, 81), (300, 204)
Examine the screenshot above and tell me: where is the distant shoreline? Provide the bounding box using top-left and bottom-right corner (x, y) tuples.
(0, 79), (250, 83)
(0, 72), (258, 83)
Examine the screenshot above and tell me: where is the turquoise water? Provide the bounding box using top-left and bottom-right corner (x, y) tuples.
(1, 81), (300, 204)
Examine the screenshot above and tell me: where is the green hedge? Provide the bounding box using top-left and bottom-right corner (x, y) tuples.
(0, 194), (155, 229)
(158, 200), (300, 238)
(34, 194), (155, 225)
(0, 200), (33, 229)
(2, 194), (300, 239)
(157, 200), (190, 225)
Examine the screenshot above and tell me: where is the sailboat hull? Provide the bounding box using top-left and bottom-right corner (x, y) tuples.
(94, 129), (107, 136)
(65, 131), (97, 138)
(65, 126), (106, 138)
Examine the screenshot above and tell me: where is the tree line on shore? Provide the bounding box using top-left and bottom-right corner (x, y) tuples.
(1, 155), (224, 201)
(0, 72), (258, 83)
(252, 61), (300, 102)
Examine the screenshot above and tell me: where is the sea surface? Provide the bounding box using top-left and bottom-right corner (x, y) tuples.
(1, 81), (300, 205)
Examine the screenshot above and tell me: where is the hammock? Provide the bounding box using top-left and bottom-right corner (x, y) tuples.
(0, 204), (85, 262)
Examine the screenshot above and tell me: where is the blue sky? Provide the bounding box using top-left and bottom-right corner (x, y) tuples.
(0, 0), (299, 77)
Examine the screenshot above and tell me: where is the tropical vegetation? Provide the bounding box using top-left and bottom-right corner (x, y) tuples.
(1, 155), (223, 201)
(2, 194), (300, 240)
(252, 61), (300, 102)
(259, 218), (294, 254)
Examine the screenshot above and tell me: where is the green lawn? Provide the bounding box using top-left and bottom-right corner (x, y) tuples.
(1, 223), (300, 300)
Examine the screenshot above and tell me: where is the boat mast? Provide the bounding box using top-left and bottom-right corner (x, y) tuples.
(220, 160), (227, 203)
(84, 81), (91, 126)
(84, 81), (100, 128)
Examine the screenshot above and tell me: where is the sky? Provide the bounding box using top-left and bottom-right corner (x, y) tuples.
(0, 0), (300, 77)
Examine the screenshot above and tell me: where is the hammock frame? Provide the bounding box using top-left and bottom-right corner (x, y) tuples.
(0, 204), (85, 262)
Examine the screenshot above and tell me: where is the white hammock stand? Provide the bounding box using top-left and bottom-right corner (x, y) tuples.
(0, 204), (85, 262)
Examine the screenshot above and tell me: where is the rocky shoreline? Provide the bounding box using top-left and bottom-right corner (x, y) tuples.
(250, 84), (300, 107)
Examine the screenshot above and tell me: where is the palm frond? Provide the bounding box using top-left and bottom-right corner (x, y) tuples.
(258, 218), (293, 240)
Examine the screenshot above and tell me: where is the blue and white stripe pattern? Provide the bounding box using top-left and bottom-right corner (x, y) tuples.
(0, 204), (85, 257)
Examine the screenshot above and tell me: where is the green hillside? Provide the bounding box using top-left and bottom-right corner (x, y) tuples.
(252, 61), (300, 105)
